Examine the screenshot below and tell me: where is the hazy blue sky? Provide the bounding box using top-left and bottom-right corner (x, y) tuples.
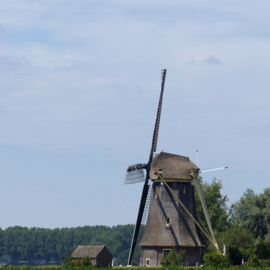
(1, 0), (270, 229)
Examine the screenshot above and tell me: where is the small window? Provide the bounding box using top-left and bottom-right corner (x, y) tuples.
(183, 186), (186, 194)
(163, 249), (171, 259)
(166, 218), (170, 228)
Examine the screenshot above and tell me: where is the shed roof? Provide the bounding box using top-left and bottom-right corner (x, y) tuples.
(71, 246), (105, 259)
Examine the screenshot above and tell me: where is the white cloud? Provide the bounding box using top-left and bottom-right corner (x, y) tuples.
(201, 55), (222, 65)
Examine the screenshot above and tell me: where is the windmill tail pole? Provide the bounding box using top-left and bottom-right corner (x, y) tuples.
(200, 167), (228, 173)
(191, 170), (220, 253)
(127, 69), (167, 266)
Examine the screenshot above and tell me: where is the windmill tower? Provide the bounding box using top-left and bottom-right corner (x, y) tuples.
(124, 70), (219, 266)
(139, 152), (203, 266)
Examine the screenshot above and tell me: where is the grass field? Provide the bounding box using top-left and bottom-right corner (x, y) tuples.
(1, 267), (269, 270)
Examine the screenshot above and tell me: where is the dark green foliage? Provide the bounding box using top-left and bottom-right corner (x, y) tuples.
(67, 256), (94, 268)
(218, 226), (255, 262)
(246, 254), (261, 267)
(259, 259), (270, 267)
(253, 240), (270, 260)
(203, 253), (231, 267)
(70, 259), (82, 268)
(0, 268), (224, 270)
(61, 252), (72, 267)
(220, 226), (255, 250)
(195, 177), (229, 253)
(0, 229), (4, 259)
(239, 247), (253, 262)
(82, 256), (92, 267)
(230, 188), (270, 240)
(160, 248), (185, 267)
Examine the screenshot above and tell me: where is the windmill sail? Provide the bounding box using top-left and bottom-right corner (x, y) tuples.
(124, 166), (145, 185)
(127, 69), (167, 265)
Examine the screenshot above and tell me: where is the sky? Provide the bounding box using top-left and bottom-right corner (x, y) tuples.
(0, 0), (270, 229)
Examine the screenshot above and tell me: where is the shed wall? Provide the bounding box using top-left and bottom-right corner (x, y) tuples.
(96, 247), (113, 268)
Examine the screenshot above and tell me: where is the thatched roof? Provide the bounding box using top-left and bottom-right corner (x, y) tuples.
(71, 246), (105, 259)
(149, 152), (199, 180)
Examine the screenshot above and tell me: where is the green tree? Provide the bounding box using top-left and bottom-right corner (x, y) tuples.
(253, 240), (270, 259)
(82, 256), (92, 266)
(218, 226), (255, 262)
(195, 177), (229, 253)
(0, 224), (140, 265)
(203, 252), (231, 267)
(160, 248), (185, 267)
(61, 251), (72, 267)
(246, 254), (261, 267)
(0, 228), (4, 259)
(230, 188), (270, 239)
(219, 226), (254, 250)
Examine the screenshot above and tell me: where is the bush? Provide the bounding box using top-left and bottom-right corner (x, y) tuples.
(82, 256), (92, 267)
(220, 226), (255, 250)
(203, 252), (231, 267)
(253, 240), (270, 259)
(61, 253), (73, 267)
(65, 256), (94, 268)
(239, 247), (253, 262)
(259, 259), (270, 267)
(160, 248), (186, 267)
(71, 259), (82, 267)
(246, 254), (261, 267)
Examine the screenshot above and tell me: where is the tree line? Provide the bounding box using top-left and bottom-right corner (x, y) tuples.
(0, 224), (142, 266)
(1, 177), (270, 266)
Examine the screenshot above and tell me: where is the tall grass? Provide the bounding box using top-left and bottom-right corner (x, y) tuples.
(1, 266), (269, 270)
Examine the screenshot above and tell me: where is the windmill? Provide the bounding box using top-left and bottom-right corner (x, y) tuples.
(124, 70), (221, 266)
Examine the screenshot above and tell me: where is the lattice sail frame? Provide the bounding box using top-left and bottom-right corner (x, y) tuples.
(127, 69), (167, 266)
(124, 166), (145, 185)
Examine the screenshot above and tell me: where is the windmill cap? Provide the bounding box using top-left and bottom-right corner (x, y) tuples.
(150, 151), (199, 181)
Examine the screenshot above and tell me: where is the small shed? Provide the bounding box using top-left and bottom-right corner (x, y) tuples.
(71, 245), (113, 268)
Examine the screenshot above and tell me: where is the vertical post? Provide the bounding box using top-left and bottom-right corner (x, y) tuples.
(192, 170), (220, 253)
